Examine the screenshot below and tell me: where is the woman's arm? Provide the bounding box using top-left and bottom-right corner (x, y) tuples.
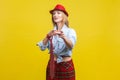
(37, 30), (57, 46)
(59, 32), (73, 49)
(63, 36), (73, 49)
(58, 29), (77, 50)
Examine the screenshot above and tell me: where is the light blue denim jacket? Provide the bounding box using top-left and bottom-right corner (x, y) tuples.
(37, 24), (77, 63)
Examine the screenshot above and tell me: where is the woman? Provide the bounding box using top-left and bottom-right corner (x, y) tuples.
(37, 4), (77, 80)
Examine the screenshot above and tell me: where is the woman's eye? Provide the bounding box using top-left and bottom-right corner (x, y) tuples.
(52, 11), (61, 15)
(57, 12), (61, 14)
(53, 12), (56, 15)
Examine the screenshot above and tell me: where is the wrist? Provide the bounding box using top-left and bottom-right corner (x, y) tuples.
(46, 34), (51, 39)
(62, 36), (66, 40)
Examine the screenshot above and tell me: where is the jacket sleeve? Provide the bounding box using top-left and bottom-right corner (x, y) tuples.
(37, 41), (49, 51)
(68, 28), (77, 48)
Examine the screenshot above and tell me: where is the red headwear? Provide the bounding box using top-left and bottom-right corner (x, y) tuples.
(50, 4), (69, 16)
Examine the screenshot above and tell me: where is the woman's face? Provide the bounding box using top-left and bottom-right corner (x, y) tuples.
(52, 10), (63, 23)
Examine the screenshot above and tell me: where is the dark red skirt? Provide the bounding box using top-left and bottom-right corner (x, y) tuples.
(46, 59), (75, 80)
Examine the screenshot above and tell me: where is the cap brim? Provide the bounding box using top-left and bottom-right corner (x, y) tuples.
(49, 9), (68, 16)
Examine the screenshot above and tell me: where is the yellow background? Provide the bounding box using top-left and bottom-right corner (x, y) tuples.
(0, 0), (120, 80)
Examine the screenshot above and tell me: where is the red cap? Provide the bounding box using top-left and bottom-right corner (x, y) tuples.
(50, 4), (68, 16)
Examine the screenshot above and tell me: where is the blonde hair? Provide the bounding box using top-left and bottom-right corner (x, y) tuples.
(51, 11), (69, 27)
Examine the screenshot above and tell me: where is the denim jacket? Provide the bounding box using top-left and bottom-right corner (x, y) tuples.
(37, 24), (77, 63)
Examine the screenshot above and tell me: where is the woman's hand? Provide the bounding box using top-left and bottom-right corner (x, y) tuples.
(47, 30), (62, 37)
(58, 31), (65, 39)
(47, 30), (56, 37)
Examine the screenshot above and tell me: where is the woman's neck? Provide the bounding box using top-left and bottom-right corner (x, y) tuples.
(56, 22), (64, 31)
